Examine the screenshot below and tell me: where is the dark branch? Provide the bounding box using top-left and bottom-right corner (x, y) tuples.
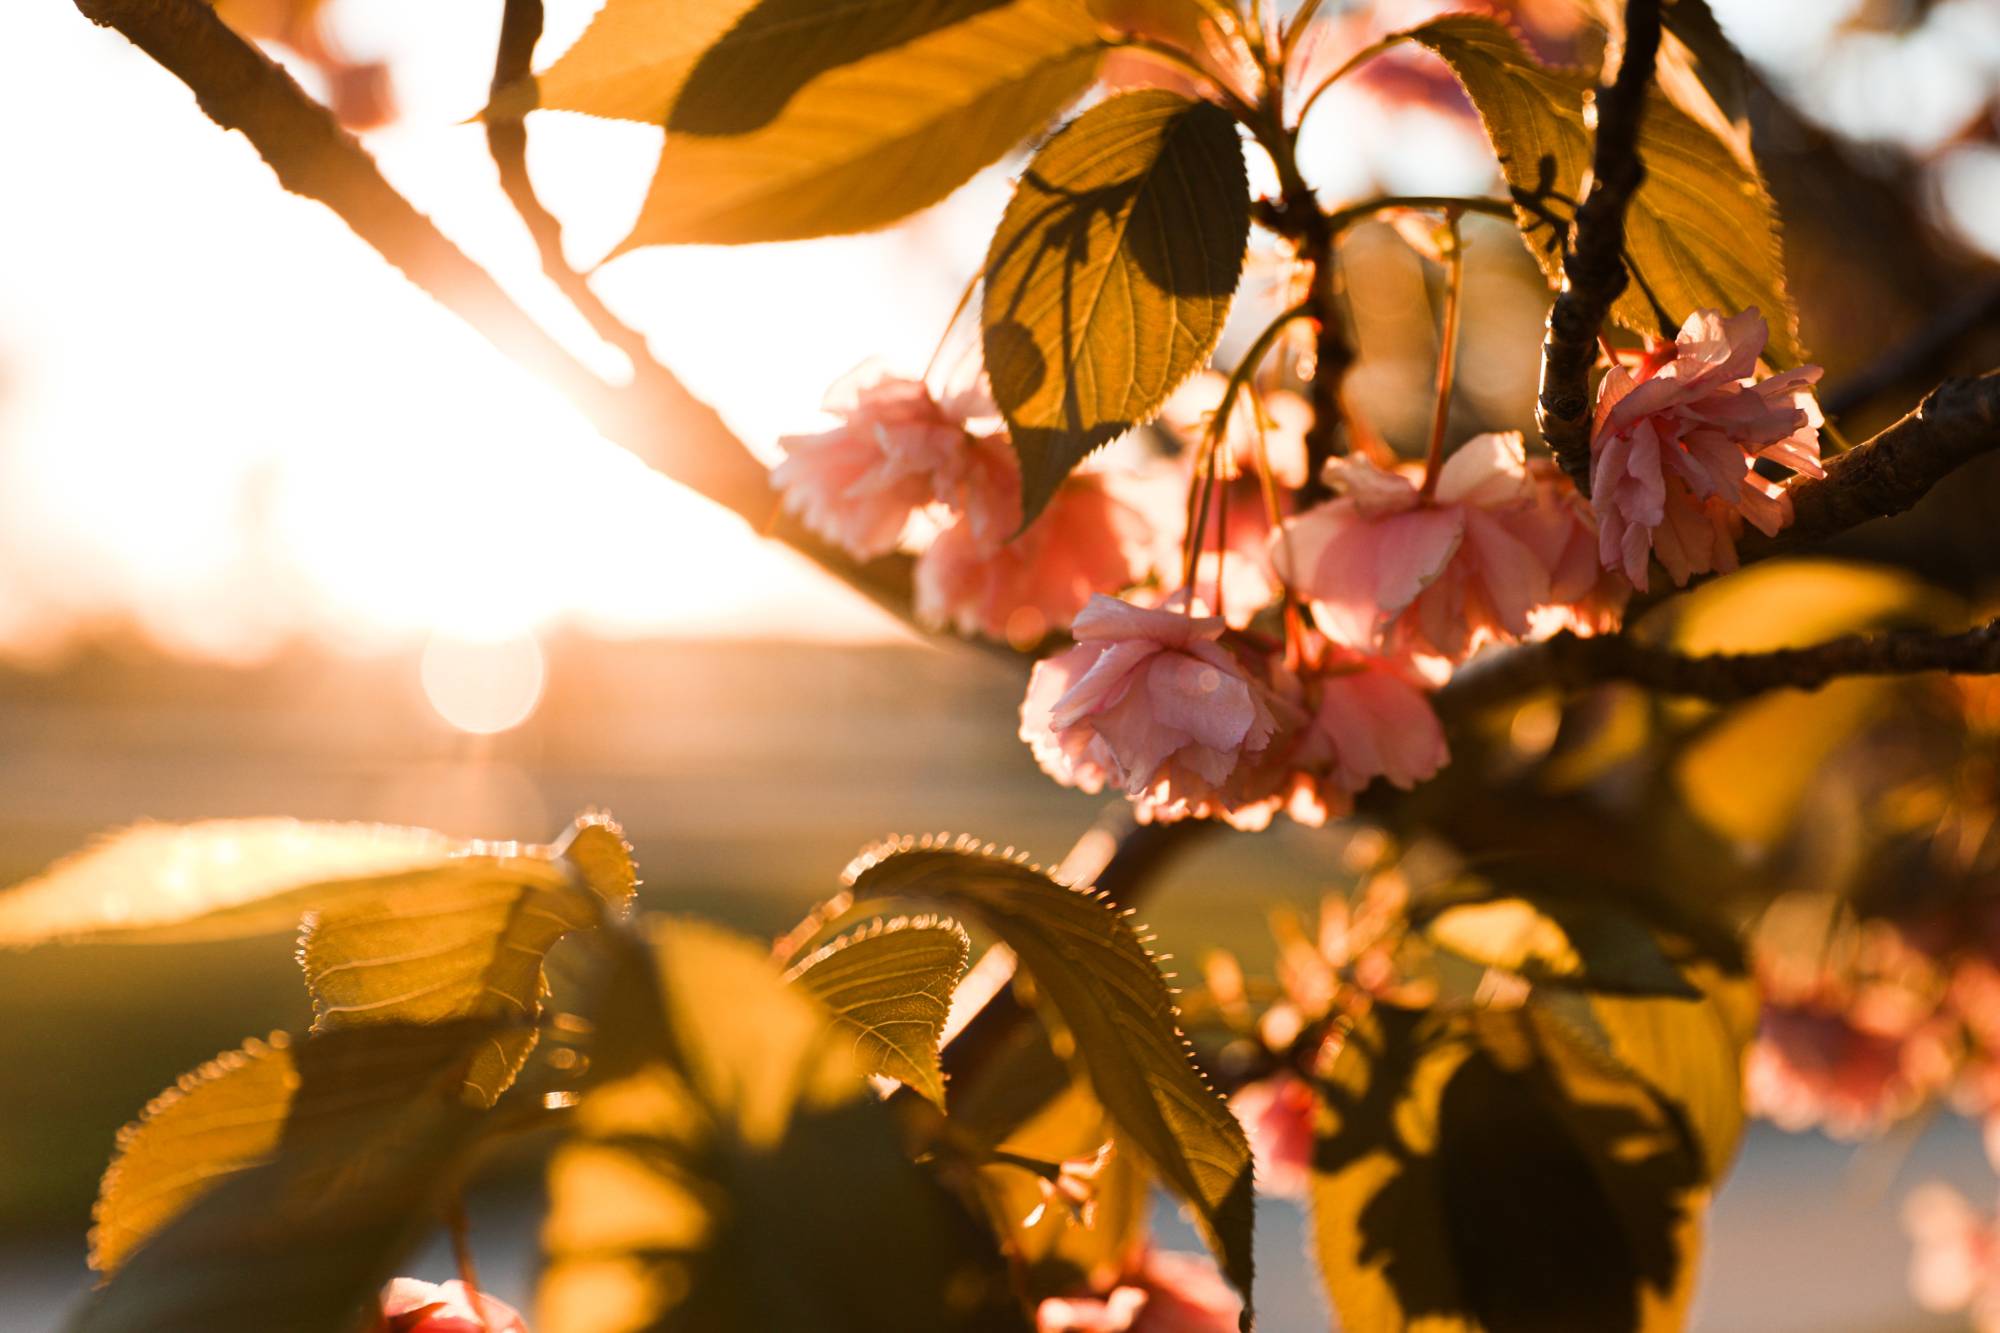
(484, 0), (664, 380)
(1535, 0), (1662, 492)
(1438, 619), (2000, 714)
(1739, 369), (2000, 563)
(1252, 116), (1351, 501)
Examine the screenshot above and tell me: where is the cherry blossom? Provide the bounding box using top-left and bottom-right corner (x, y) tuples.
(1515, 456), (1630, 638)
(374, 1279), (527, 1333)
(1020, 595), (1278, 810)
(918, 469), (1174, 647)
(772, 366), (987, 561)
(1904, 1183), (2000, 1331)
(1278, 433), (1559, 673)
(1036, 1249), (1243, 1333)
(1231, 1072), (1315, 1199)
(1589, 308), (1825, 590)
(1152, 635), (1450, 831)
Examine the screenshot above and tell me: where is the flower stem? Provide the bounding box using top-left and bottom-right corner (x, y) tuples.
(1418, 212), (1466, 503)
(1180, 301), (1314, 597)
(445, 1195), (495, 1333)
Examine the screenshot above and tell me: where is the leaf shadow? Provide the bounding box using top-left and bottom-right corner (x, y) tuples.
(983, 124), (1240, 521)
(1315, 1009), (1701, 1333)
(671, 0), (1012, 135)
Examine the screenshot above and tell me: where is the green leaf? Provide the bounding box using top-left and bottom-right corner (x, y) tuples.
(0, 818), (579, 947)
(1424, 897), (1700, 998)
(598, 0), (1102, 249)
(972, 1076), (1152, 1295)
(301, 814), (637, 1106)
(539, 920), (1026, 1332)
(983, 89), (1250, 524)
(488, 0), (755, 123)
(1539, 957), (1757, 1186)
(784, 915), (968, 1106)
(1310, 1003), (1706, 1333)
(1399, 14), (1803, 364)
(78, 1023), (495, 1330)
(845, 836), (1255, 1323)
(1576, 0), (1755, 169)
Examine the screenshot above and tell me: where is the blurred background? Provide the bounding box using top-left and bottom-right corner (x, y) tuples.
(0, 0), (1997, 1327)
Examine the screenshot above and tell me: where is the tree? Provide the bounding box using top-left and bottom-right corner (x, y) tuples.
(11, 0), (2000, 1329)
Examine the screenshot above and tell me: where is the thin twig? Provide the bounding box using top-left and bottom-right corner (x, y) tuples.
(1535, 0), (1663, 492)
(1437, 619), (2000, 714)
(1417, 212), (1465, 502)
(483, 0), (658, 374)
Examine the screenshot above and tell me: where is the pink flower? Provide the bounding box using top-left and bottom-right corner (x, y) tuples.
(1020, 595), (1278, 811)
(918, 469), (1171, 647)
(1589, 308), (1825, 590)
(1278, 433), (1554, 671)
(1280, 641), (1450, 808)
(1168, 637), (1450, 831)
(1515, 456), (1630, 638)
(772, 367), (983, 561)
(1745, 1000), (1946, 1139)
(1036, 1250), (1242, 1333)
(1904, 1184), (2000, 1330)
(1231, 1072), (1316, 1199)
(375, 1279), (527, 1333)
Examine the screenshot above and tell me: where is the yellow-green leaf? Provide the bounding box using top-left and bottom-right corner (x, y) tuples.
(538, 920), (1025, 1333)
(845, 835), (1254, 1323)
(602, 0), (1102, 249)
(1399, 14), (1803, 363)
(301, 814), (636, 1105)
(785, 915), (968, 1106)
(489, 0), (758, 124)
(972, 1075), (1152, 1294)
(1540, 957), (1758, 1185)
(0, 818), (575, 947)
(80, 1022), (494, 1331)
(1425, 897), (1699, 998)
(983, 89), (1250, 523)
(1311, 1004), (1706, 1333)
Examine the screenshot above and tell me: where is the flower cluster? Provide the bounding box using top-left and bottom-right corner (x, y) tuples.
(1590, 308), (1824, 590)
(1746, 904), (2000, 1147)
(775, 303), (1820, 827)
(774, 365), (1176, 650)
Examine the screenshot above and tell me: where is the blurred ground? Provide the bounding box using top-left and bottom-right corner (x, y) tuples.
(0, 637), (1987, 1332)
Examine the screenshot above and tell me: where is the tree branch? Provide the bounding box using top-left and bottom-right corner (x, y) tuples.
(1739, 369), (2000, 562)
(1534, 0), (1662, 492)
(1251, 112), (1351, 501)
(69, 0), (958, 632)
(483, 0), (663, 379)
(1438, 619), (2000, 713)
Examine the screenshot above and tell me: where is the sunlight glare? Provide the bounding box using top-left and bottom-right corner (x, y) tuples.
(420, 630), (547, 735)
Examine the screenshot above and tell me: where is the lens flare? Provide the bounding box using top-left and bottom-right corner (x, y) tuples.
(419, 631), (546, 735)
